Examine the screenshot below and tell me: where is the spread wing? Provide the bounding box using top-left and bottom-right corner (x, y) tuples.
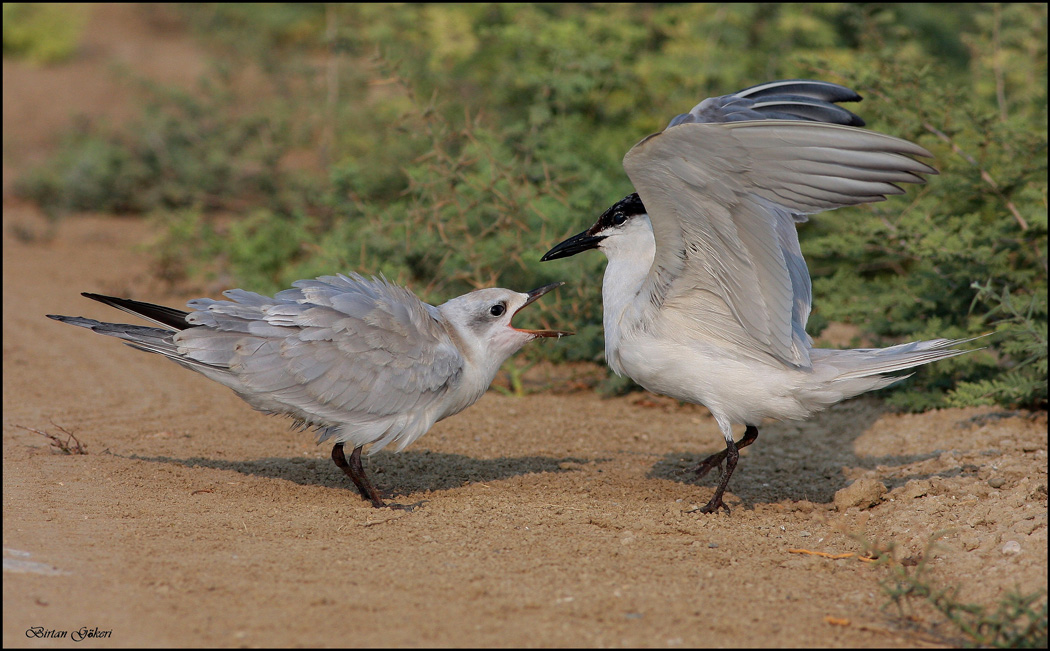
(174, 273), (463, 440)
(624, 81), (935, 368)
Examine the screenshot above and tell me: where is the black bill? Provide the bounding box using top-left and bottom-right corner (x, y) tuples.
(540, 230), (605, 261)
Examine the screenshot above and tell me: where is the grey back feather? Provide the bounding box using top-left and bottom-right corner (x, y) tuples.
(174, 274), (463, 441)
(51, 275), (469, 452)
(625, 84), (936, 368)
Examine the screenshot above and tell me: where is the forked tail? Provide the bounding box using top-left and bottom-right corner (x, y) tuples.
(829, 337), (984, 379)
(809, 335), (987, 399)
(47, 293), (201, 364)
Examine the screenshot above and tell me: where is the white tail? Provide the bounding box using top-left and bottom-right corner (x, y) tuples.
(811, 335), (986, 381)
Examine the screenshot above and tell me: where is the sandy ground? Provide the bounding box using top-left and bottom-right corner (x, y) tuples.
(4, 5), (1047, 648)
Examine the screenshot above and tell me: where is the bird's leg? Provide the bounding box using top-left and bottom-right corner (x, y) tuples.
(699, 437), (737, 514)
(331, 443), (385, 508)
(697, 425), (758, 514)
(692, 425), (759, 479)
(331, 443), (425, 511)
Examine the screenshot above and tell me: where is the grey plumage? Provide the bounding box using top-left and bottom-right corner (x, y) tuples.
(49, 273), (569, 507)
(666, 78), (865, 127)
(625, 120), (938, 368)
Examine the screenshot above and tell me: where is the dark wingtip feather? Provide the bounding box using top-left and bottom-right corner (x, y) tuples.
(749, 95), (865, 126)
(735, 79), (863, 104)
(79, 292), (191, 330)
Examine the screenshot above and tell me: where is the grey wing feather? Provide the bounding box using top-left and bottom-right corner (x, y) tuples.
(666, 79), (865, 128)
(734, 79), (865, 102)
(624, 120), (935, 367)
(175, 274), (463, 441)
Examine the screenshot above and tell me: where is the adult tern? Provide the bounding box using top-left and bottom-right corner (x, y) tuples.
(48, 275), (570, 508)
(542, 79), (977, 513)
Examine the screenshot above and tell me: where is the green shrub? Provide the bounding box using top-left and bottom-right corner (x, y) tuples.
(3, 3), (87, 64)
(18, 4), (1048, 409)
(15, 73), (312, 219)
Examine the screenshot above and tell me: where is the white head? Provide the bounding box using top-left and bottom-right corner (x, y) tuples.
(437, 283), (571, 367)
(540, 193), (655, 266)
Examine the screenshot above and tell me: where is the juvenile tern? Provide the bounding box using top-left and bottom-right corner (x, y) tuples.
(48, 275), (570, 508)
(542, 79), (978, 513)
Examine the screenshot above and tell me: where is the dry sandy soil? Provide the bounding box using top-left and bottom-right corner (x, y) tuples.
(4, 5), (1047, 648)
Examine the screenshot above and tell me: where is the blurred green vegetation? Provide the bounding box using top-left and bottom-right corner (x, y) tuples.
(12, 3), (1048, 409)
(3, 3), (87, 64)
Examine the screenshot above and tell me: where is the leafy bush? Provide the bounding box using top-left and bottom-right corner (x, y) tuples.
(16, 73), (312, 219)
(17, 4), (1048, 408)
(3, 3), (87, 64)
(798, 5), (1047, 410)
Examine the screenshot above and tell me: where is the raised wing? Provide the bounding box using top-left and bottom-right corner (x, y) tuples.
(665, 78), (866, 128)
(175, 273), (463, 447)
(624, 81), (935, 367)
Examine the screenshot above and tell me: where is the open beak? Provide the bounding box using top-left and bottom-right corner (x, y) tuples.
(540, 229), (605, 261)
(513, 282), (573, 338)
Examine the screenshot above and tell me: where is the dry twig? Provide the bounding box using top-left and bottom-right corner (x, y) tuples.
(16, 421), (87, 455)
(788, 548), (878, 562)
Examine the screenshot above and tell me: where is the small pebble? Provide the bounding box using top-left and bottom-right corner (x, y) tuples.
(708, 542), (719, 549)
(988, 477), (1006, 489)
(1001, 540), (1022, 555)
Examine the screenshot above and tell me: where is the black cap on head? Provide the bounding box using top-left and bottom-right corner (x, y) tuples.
(541, 193), (648, 262)
(594, 193), (646, 233)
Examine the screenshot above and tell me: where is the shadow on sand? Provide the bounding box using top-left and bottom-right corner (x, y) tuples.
(126, 449), (593, 499)
(646, 399), (980, 506)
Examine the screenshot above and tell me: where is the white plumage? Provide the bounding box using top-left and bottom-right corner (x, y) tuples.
(542, 80), (980, 513)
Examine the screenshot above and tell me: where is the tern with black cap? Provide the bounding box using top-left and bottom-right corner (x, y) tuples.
(543, 79), (980, 514)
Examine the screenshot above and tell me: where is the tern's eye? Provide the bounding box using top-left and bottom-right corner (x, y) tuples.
(611, 212), (627, 226)
(489, 303), (506, 317)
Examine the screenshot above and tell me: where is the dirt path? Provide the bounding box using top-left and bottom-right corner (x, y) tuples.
(4, 6), (1046, 648)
